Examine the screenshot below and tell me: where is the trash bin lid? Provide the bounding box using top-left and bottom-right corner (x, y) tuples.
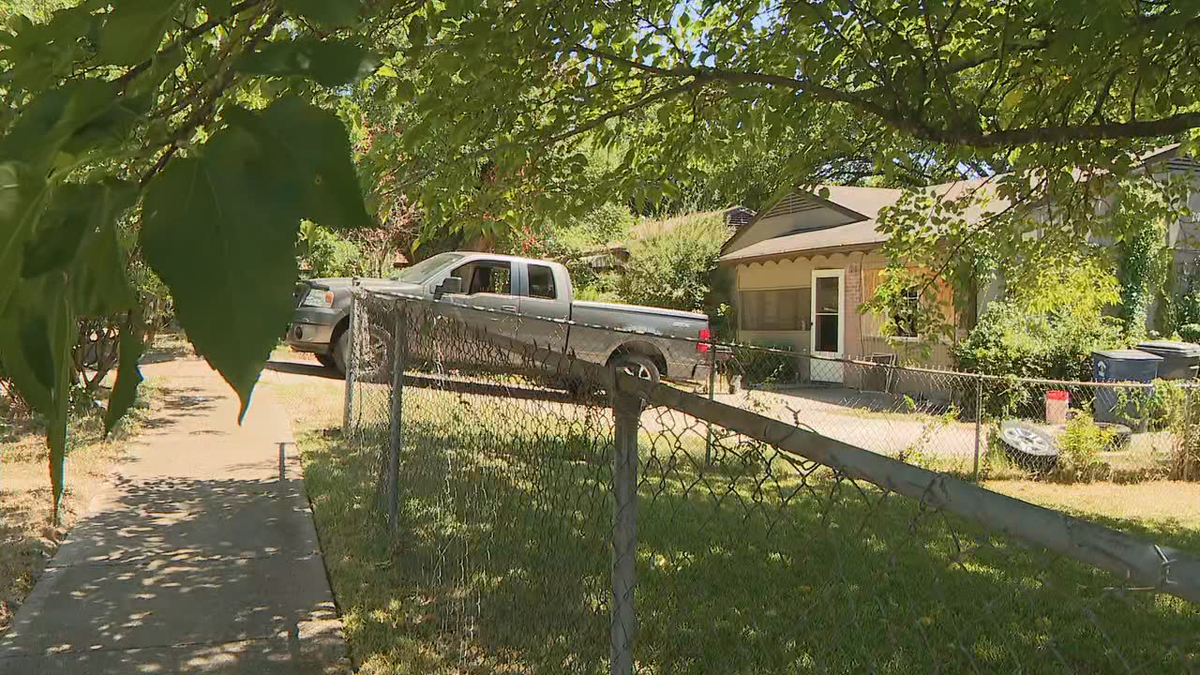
(1093, 349), (1163, 361)
(1137, 340), (1200, 357)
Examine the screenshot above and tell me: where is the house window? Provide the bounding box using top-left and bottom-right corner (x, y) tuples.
(740, 288), (811, 331)
(892, 287), (920, 339)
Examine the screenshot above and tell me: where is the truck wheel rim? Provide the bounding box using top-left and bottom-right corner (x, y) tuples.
(621, 363), (652, 380)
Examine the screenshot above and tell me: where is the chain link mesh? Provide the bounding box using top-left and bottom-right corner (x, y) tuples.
(343, 288), (1200, 674)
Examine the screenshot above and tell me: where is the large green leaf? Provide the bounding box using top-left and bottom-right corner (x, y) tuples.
(0, 80), (118, 169)
(278, 0), (361, 27)
(66, 183), (139, 315)
(226, 98), (373, 230)
(239, 38), (378, 87)
(105, 312), (145, 435)
(0, 163), (47, 313)
(140, 125), (305, 418)
(99, 0), (184, 66)
(0, 274), (73, 421)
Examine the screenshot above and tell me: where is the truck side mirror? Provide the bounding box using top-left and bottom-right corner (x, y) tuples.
(435, 276), (463, 298)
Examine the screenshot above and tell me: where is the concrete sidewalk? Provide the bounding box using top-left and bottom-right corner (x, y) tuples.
(0, 358), (347, 674)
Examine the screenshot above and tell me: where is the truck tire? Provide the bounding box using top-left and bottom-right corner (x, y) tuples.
(611, 353), (661, 385)
(315, 353), (337, 370)
(332, 327), (392, 383)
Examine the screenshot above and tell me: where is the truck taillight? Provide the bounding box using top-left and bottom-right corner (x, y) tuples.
(697, 328), (711, 353)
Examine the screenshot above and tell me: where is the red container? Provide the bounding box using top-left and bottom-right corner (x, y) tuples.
(1045, 389), (1069, 424)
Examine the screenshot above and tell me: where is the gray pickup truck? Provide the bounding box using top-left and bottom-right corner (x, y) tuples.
(287, 251), (713, 384)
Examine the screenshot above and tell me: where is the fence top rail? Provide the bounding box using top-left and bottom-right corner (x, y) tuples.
(351, 286), (1195, 391)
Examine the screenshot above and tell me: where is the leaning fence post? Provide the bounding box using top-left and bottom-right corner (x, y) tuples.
(342, 290), (358, 437)
(611, 383), (640, 675)
(387, 300), (407, 533)
(973, 375), (983, 482)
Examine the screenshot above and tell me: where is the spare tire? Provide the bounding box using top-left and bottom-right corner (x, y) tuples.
(999, 421), (1058, 473)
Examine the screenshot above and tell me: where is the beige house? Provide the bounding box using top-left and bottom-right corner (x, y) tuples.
(719, 183), (996, 381)
(720, 146), (1200, 383)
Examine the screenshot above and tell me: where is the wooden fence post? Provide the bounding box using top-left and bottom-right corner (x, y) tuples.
(611, 383), (640, 675)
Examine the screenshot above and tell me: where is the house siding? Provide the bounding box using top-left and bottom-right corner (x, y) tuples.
(733, 249), (958, 370)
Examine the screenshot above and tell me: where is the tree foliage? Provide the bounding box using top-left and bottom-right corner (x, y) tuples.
(3, 0), (1200, 516)
(0, 0), (383, 514)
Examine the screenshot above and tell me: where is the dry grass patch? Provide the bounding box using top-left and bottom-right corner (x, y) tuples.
(0, 373), (164, 632)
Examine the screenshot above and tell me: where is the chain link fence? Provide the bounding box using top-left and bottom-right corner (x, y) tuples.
(343, 288), (1200, 674)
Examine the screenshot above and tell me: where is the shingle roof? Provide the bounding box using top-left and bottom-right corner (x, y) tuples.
(720, 178), (1006, 263)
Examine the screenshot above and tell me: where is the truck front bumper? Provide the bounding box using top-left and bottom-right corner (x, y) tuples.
(285, 307), (341, 355)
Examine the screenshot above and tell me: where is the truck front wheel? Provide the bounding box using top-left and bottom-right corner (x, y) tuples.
(611, 353), (661, 385)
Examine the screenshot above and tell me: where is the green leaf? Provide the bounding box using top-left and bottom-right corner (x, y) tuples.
(140, 125), (305, 418)
(0, 80), (118, 169)
(69, 184), (138, 315)
(225, 97), (372, 230)
(278, 0), (360, 27)
(0, 274), (73, 419)
(0, 163), (48, 313)
(105, 312), (144, 434)
(99, 0), (184, 66)
(21, 182), (135, 285)
(239, 38), (378, 87)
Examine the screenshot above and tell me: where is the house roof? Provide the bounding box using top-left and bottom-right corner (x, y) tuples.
(721, 143), (1197, 266)
(720, 178), (1008, 264)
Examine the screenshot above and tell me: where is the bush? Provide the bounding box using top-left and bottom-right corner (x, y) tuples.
(1054, 413), (1112, 482)
(1180, 323), (1200, 343)
(619, 213), (730, 313)
(299, 222), (362, 278)
(735, 345), (800, 386)
(954, 300), (1123, 381)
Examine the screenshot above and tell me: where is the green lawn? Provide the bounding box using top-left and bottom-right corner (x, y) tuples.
(275, 378), (1200, 674)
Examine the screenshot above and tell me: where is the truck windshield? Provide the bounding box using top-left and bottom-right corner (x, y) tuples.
(390, 252), (465, 284)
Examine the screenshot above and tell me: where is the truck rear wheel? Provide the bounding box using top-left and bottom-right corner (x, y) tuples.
(611, 353), (661, 385)
(332, 327), (392, 383)
(315, 353), (337, 370)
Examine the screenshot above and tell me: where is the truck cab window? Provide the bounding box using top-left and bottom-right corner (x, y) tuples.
(454, 261), (512, 296)
(527, 264), (557, 300)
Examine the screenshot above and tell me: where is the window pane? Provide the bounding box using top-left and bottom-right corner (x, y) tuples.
(815, 276), (839, 313)
(528, 264), (556, 299)
(815, 314), (839, 352)
(461, 262), (512, 295)
(740, 288), (812, 331)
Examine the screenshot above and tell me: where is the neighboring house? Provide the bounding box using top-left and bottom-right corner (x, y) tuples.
(719, 146), (1200, 384)
(580, 206), (755, 271)
(719, 183), (996, 382)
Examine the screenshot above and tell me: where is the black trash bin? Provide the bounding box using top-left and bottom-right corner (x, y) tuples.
(1136, 340), (1200, 380)
(1093, 349), (1162, 428)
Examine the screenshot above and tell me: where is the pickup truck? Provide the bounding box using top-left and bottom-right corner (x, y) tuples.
(287, 251), (714, 384)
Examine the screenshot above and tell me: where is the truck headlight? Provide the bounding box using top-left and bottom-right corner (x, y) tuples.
(302, 289), (334, 308)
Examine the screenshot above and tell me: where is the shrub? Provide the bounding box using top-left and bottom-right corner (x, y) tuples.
(1054, 413), (1112, 482)
(1180, 323), (1200, 343)
(954, 300), (1123, 382)
(299, 222), (363, 278)
(735, 345), (800, 386)
(620, 213), (730, 313)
